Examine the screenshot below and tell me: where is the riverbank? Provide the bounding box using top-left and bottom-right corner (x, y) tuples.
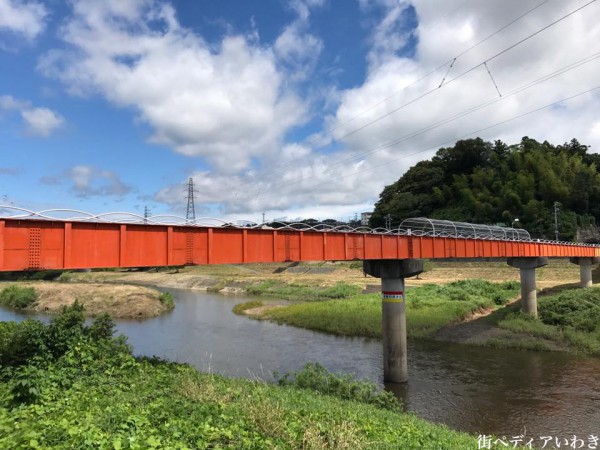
(0, 281), (172, 318)
(58, 259), (586, 293)
(0, 306), (495, 449)
(242, 282), (600, 356)
(51, 260), (600, 354)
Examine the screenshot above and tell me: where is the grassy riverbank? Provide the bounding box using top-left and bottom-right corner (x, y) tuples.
(486, 287), (600, 354)
(255, 279), (518, 339)
(0, 282), (172, 318)
(244, 280), (600, 356)
(0, 306), (495, 449)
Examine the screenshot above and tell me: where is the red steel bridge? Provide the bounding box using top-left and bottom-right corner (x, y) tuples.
(2, 208), (599, 383)
(0, 213), (599, 272)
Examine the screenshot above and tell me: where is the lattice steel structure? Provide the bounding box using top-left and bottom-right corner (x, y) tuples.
(399, 217), (530, 241)
(186, 178), (196, 222)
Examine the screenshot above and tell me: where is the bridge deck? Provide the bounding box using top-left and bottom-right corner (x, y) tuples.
(1, 219), (599, 271)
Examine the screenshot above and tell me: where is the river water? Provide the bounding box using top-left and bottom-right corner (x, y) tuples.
(2, 288), (599, 445)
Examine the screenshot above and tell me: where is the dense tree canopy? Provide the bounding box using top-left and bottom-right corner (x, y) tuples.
(370, 137), (600, 240)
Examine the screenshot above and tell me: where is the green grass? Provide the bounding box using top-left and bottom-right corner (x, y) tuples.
(0, 305), (497, 449)
(0, 285), (37, 309)
(158, 292), (175, 310)
(262, 280), (519, 338)
(247, 280), (361, 301)
(493, 287), (600, 355)
(232, 300), (264, 315)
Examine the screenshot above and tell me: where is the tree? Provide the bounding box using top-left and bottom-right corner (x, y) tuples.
(371, 137), (597, 240)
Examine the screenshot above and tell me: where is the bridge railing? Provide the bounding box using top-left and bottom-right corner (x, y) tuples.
(1, 205), (599, 247)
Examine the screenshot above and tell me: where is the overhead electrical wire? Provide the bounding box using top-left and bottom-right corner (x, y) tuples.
(254, 50), (600, 194)
(260, 0), (554, 177)
(245, 0), (598, 208)
(321, 0), (597, 145)
(256, 84), (600, 204)
(248, 0), (559, 202)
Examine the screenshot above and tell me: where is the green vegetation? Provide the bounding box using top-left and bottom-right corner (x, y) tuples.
(263, 280), (518, 338)
(247, 280), (361, 301)
(0, 270), (67, 282)
(232, 300), (264, 315)
(158, 292), (175, 310)
(494, 287), (600, 355)
(274, 362), (401, 412)
(371, 137), (600, 240)
(0, 285), (37, 309)
(0, 305), (492, 449)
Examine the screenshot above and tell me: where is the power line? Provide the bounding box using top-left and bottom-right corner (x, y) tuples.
(255, 84), (600, 203)
(323, 0), (597, 146)
(256, 50), (600, 194)
(257, 0), (554, 179)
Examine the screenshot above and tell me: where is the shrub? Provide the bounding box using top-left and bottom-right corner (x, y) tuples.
(275, 362), (402, 412)
(0, 319), (48, 367)
(0, 302), (128, 369)
(87, 313), (115, 340)
(0, 285), (37, 309)
(539, 289), (600, 332)
(159, 292), (175, 309)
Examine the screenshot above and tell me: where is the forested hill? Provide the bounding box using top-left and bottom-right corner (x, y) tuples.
(370, 137), (600, 241)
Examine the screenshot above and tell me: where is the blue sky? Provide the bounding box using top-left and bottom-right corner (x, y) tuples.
(1, 0), (599, 223)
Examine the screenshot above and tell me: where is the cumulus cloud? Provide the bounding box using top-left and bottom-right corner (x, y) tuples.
(39, 0), (309, 173)
(39, 0), (600, 221)
(274, 0), (324, 81)
(0, 94), (64, 137)
(0, 0), (47, 40)
(41, 165), (131, 198)
(323, 0), (600, 203)
(20, 107), (64, 137)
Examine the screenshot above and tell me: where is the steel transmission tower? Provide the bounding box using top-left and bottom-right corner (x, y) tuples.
(186, 178), (196, 222)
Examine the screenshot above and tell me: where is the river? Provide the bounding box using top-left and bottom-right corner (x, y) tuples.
(2, 287), (599, 445)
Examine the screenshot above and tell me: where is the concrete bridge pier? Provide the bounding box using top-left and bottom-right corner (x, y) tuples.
(363, 259), (424, 383)
(569, 257), (600, 288)
(507, 257), (548, 318)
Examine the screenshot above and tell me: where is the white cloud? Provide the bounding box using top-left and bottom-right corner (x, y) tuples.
(0, 94), (27, 110)
(42, 165), (131, 198)
(40, 0), (309, 173)
(0, 0), (47, 40)
(274, 0), (325, 81)
(21, 107), (64, 137)
(318, 0), (600, 214)
(0, 94), (64, 137)
(39, 0), (600, 221)
(252, 0), (600, 219)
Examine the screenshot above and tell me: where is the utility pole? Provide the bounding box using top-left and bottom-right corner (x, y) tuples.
(262, 212), (265, 224)
(554, 201), (560, 241)
(186, 178), (196, 223)
(144, 206), (151, 224)
(385, 214), (392, 230)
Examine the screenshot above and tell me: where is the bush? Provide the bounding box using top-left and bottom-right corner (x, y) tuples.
(159, 292), (175, 309)
(0, 302), (126, 369)
(0, 285), (37, 309)
(539, 289), (600, 332)
(0, 319), (48, 367)
(275, 362), (402, 412)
